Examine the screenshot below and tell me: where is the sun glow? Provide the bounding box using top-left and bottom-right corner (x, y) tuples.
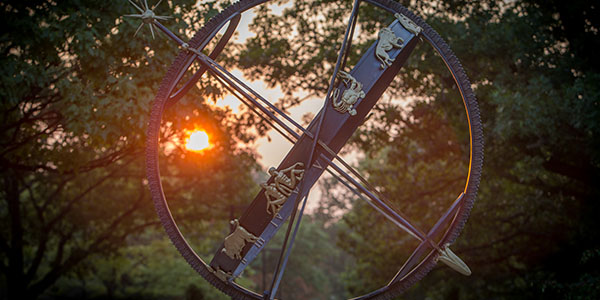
(185, 130), (211, 152)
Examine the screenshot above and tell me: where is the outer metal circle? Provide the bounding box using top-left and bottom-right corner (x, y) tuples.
(145, 0), (483, 299)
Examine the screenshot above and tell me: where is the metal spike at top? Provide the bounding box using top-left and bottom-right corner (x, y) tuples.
(124, 0), (172, 39)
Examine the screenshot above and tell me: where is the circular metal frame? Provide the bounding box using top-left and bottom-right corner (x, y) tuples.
(145, 0), (483, 299)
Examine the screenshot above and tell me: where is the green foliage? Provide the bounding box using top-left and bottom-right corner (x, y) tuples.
(48, 232), (229, 300)
(0, 0), (259, 299)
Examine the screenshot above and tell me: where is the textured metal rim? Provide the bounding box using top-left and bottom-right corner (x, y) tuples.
(145, 0), (484, 299)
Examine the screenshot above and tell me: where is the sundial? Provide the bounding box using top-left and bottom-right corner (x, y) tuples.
(136, 0), (484, 299)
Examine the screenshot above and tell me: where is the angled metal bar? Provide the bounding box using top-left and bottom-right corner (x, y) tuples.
(191, 52), (308, 135)
(194, 55), (303, 142)
(388, 193), (464, 284)
(152, 20), (186, 45)
(339, 1), (361, 72)
(427, 193), (465, 240)
(150, 16), (242, 107)
(322, 153), (425, 241)
(166, 13), (242, 105)
(210, 73), (299, 144)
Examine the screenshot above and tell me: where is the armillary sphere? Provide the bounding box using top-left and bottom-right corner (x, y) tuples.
(139, 0), (484, 299)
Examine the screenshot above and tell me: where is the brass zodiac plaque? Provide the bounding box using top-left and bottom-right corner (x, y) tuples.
(332, 71), (365, 116)
(221, 219), (259, 260)
(261, 162), (305, 215)
(376, 27), (404, 69)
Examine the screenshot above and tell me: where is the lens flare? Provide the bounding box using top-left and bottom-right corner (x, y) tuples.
(185, 130), (210, 152)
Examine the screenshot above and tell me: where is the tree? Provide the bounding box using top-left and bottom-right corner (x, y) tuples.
(0, 0), (259, 299)
(47, 233), (230, 300)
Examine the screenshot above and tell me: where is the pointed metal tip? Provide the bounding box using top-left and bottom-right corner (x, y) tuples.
(133, 22), (144, 37)
(437, 245), (471, 276)
(149, 23), (155, 39)
(152, 0), (164, 10)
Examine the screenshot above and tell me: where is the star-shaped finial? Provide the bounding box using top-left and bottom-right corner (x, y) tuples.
(124, 0), (172, 39)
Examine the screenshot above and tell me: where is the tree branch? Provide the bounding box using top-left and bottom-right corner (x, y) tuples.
(28, 181), (148, 295)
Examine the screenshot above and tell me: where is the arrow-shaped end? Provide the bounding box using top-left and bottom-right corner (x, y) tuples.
(437, 244), (471, 276)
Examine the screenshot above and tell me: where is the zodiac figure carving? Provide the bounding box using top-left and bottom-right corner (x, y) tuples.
(395, 13), (422, 35)
(222, 219), (258, 260)
(269, 162), (304, 195)
(261, 182), (288, 216)
(375, 27), (404, 69)
(261, 162), (305, 215)
(332, 71), (365, 116)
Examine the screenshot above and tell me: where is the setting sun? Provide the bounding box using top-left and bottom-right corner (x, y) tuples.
(185, 130), (211, 152)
